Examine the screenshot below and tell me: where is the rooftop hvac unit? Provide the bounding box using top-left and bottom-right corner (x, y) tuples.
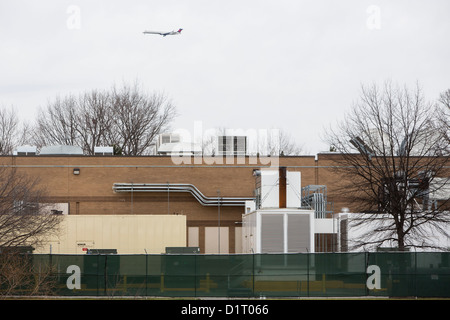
(217, 136), (247, 156)
(40, 145), (83, 155)
(94, 146), (113, 155)
(242, 209), (315, 254)
(14, 145), (37, 156)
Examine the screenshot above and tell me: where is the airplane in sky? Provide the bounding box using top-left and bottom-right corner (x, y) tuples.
(143, 28), (183, 37)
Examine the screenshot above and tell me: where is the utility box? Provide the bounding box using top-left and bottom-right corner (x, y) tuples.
(242, 209), (315, 254)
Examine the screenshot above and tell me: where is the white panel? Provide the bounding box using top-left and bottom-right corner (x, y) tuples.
(245, 200), (256, 214)
(242, 211), (257, 253)
(286, 171), (301, 207)
(205, 227), (229, 254)
(315, 218), (335, 233)
(261, 214), (284, 253)
(235, 227), (242, 253)
(260, 170), (279, 208)
(287, 214), (310, 253)
(429, 177), (450, 200)
(188, 227), (199, 247)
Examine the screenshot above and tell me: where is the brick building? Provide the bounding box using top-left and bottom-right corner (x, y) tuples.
(2, 151), (448, 254)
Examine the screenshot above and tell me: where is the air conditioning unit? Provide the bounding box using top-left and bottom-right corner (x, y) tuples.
(242, 209), (315, 254)
(14, 145), (37, 156)
(94, 146), (113, 155)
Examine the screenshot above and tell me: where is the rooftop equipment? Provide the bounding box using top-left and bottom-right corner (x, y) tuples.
(301, 185), (333, 218)
(39, 145), (83, 155)
(13, 145), (37, 156)
(94, 146), (113, 155)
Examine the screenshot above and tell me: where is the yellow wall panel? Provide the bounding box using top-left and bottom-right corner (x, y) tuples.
(37, 215), (186, 254)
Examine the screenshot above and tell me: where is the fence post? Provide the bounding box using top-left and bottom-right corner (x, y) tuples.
(104, 255), (108, 296)
(307, 252), (310, 297)
(194, 254), (197, 298)
(414, 250), (417, 297)
(252, 253), (255, 297)
(145, 254), (148, 297)
(365, 252), (370, 297)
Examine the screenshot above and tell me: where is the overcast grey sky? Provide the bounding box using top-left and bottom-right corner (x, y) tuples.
(1, 0), (449, 154)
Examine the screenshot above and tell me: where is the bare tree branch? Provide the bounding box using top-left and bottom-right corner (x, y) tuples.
(109, 83), (177, 155)
(324, 81), (450, 251)
(0, 166), (61, 250)
(0, 106), (31, 155)
(31, 81), (177, 155)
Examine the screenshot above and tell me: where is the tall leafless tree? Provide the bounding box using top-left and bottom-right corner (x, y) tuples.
(33, 95), (79, 148)
(324, 81), (450, 251)
(76, 90), (113, 154)
(0, 106), (31, 155)
(31, 81), (177, 155)
(108, 83), (176, 156)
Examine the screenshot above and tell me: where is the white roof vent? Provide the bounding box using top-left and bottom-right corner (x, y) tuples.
(94, 146), (114, 155)
(14, 145), (37, 156)
(40, 145), (84, 155)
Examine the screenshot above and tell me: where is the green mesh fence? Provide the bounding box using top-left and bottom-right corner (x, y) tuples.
(3, 252), (450, 297)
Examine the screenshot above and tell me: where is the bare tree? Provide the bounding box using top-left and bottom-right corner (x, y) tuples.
(32, 81), (176, 155)
(264, 129), (305, 156)
(0, 165), (61, 296)
(108, 83), (176, 155)
(76, 90), (113, 155)
(32, 95), (79, 149)
(324, 81), (450, 251)
(0, 106), (31, 155)
(438, 89), (450, 149)
(0, 167), (61, 249)
(0, 250), (57, 297)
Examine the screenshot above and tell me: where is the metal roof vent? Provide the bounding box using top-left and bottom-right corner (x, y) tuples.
(40, 145), (84, 155)
(14, 145), (37, 156)
(94, 146), (113, 155)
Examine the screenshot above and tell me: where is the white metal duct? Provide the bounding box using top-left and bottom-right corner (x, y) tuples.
(112, 183), (253, 206)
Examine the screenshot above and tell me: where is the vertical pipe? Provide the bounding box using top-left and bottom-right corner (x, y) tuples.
(131, 182), (133, 215)
(218, 190), (221, 254)
(279, 167), (287, 208)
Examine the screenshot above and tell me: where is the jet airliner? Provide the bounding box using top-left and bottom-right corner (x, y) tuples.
(143, 28), (183, 37)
